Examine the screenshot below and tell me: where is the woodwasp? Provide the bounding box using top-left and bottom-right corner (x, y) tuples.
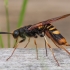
(0, 14), (70, 66)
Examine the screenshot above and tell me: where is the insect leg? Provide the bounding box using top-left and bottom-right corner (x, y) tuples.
(45, 31), (70, 55)
(49, 35), (70, 54)
(13, 38), (18, 48)
(51, 41), (70, 55)
(44, 36), (47, 56)
(58, 45), (70, 55)
(44, 36), (60, 66)
(34, 39), (38, 60)
(24, 38), (30, 48)
(19, 36), (30, 48)
(38, 32), (48, 56)
(65, 43), (70, 46)
(6, 38), (18, 61)
(45, 31), (61, 49)
(51, 39), (70, 55)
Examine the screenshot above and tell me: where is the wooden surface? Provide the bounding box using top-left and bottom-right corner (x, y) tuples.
(0, 48), (70, 70)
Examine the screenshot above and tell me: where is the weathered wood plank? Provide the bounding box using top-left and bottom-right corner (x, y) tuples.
(0, 48), (70, 70)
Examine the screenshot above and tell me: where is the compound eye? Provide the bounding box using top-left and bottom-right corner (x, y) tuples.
(13, 30), (19, 38)
(15, 31), (19, 35)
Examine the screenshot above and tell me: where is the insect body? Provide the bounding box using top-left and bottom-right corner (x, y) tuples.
(0, 14), (70, 66)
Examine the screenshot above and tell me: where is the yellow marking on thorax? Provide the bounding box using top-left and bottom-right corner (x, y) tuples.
(52, 30), (60, 34)
(49, 27), (56, 30)
(38, 26), (43, 29)
(47, 25), (52, 29)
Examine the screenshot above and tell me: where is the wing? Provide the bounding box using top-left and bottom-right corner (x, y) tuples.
(28, 14), (70, 30)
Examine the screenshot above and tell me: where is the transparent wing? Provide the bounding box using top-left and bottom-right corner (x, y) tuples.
(28, 14), (70, 30)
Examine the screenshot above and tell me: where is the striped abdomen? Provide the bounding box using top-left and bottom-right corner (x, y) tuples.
(46, 24), (67, 45)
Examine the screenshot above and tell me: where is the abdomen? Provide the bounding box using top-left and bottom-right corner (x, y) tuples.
(46, 24), (67, 45)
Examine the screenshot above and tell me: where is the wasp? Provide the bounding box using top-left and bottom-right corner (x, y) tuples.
(0, 14), (70, 66)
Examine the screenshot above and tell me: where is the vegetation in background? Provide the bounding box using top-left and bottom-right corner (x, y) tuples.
(0, 34), (4, 48)
(0, 0), (28, 48)
(17, 0), (28, 28)
(14, 0), (28, 47)
(4, 0), (10, 48)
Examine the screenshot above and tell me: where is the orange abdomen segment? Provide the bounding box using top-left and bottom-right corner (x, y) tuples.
(57, 38), (67, 45)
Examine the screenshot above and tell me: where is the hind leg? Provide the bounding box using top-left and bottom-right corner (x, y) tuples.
(65, 43), (70, 46)
(44, 36), (60, 66)
(44, 36), (47, 56)
(34, 39), (38, 60)
(45, 31), (70, 55)
(38, 33), (48, 56)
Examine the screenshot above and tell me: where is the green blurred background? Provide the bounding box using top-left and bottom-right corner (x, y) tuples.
(0, 0), (70, 48)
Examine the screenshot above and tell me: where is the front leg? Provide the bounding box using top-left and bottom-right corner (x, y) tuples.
(19, 38), (26, 43)
(19, 36), (30, 48)
(24, 38), (30, 48)
(19, 34), (26, 43)
(6, 38), (19, 61)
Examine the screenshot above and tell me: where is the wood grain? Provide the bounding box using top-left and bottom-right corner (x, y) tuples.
(0, 48), (70, 70)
